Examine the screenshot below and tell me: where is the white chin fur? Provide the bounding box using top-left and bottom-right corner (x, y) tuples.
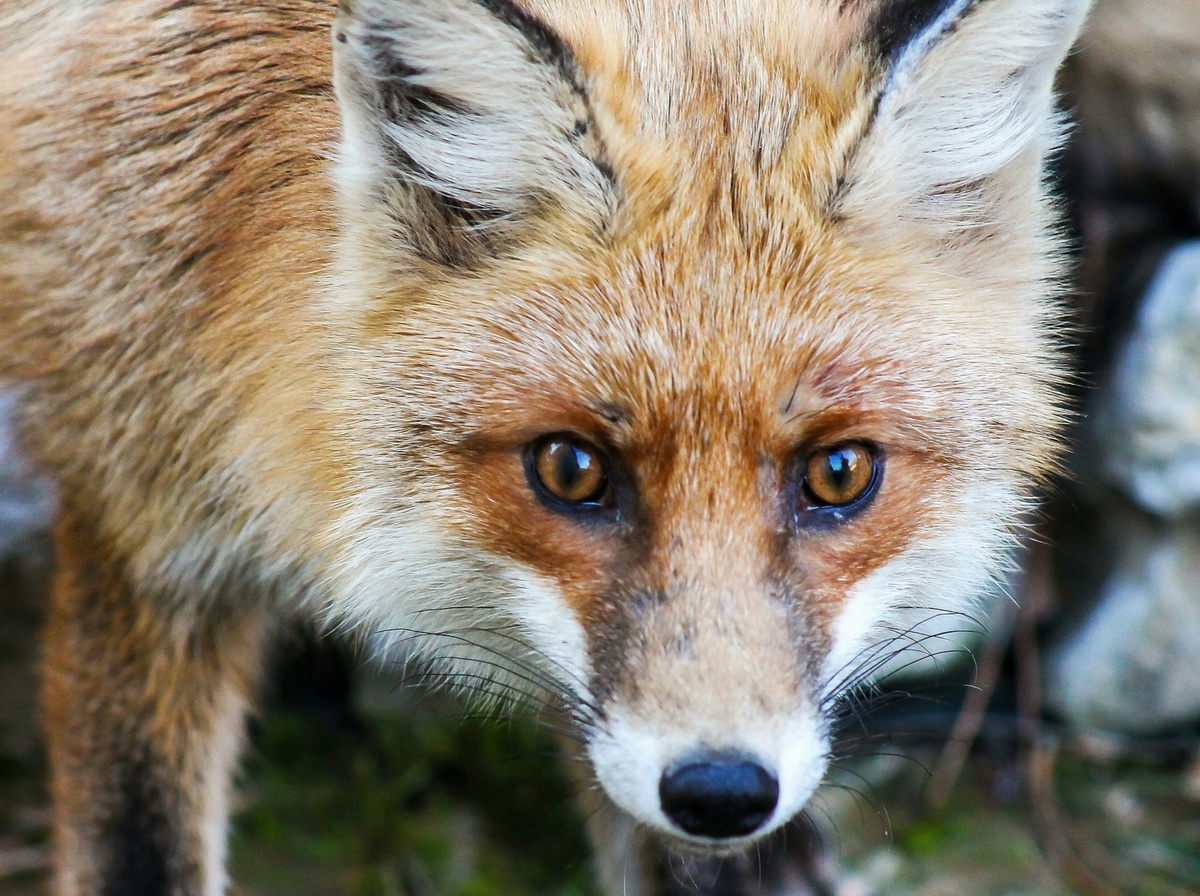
(588, 704), (828, 848)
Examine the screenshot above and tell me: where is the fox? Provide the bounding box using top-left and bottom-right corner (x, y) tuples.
(0, 0), (1090, 893)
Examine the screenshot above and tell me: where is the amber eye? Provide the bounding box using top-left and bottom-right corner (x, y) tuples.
(529, 436), (609, 506)
(803, 442), (878, 508)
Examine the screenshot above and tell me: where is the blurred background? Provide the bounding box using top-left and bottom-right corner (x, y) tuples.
(3, 1), (1200, 894)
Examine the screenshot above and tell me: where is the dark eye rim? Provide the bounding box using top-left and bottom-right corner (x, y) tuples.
(794, 441), (884, 526)
(523, 433), (614, 513)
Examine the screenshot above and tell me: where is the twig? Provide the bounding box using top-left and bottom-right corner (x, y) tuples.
(1017, 544), (1124, 896)
(924, 597), (1017, 811)
(0, 844), (48, 878)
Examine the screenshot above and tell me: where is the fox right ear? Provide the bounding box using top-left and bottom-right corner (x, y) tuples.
(834, 0), (1090, 240)
(332, 0), (614, 269)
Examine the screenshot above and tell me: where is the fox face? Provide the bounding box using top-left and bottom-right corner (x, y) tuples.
(313, 0), (1089, 853)
(0, 0), (1095, 889)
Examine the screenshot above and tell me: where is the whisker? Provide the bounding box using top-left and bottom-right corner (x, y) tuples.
(402, 604), (596, 696)
(376, 625), (573, 698)
(374, 624), (602, 718)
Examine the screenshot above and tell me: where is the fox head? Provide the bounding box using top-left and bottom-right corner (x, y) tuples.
(319, 0), (1088, 852)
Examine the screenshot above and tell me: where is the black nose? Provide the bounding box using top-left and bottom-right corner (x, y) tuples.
(658, 753), (779, 839)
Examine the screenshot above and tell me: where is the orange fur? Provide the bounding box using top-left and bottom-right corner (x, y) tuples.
(0, 0), (1088, 892)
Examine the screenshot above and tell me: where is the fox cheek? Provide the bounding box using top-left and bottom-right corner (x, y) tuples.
(502, 567), (595, 706)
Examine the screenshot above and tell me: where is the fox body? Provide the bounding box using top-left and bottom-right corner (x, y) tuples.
(0, 0), (1088, 893)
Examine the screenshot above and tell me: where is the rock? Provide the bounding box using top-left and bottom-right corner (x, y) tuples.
(0, 393), (55, 555)
(1091, 242), (1200, 517)
(1051, 241), (1200, 734)
(1071, 0), (1200, 203)
(1060, 13), (1200, 736)
(1047, 518), (1200, 734)
(0, 389), (55, 762)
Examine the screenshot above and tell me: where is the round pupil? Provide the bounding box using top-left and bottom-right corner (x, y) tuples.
(538, 440), (605, 503)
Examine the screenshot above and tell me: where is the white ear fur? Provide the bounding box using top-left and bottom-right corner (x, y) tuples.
(332, 0), (612, 263)
(837, 0), (1091, 231)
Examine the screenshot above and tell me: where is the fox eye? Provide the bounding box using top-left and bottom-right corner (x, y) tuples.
(528, 436), (610, 507)
(802, 442), (879, 511)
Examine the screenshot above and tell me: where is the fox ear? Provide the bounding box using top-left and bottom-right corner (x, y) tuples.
(332, 0), (613, 268)
(835, 0), (1090, 235)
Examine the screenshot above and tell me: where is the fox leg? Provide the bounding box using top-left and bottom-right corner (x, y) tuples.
(44, 513), (267, 896)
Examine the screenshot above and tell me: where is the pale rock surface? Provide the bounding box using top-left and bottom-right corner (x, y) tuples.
(1048, 0), (1200, 735)
(1048, 519), (1200, 733)
(1051, 242), (1200, 733)
(1092, 243), (1200, 516)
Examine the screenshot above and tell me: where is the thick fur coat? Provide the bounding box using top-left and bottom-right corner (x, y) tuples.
(0, 1), (1089, 893)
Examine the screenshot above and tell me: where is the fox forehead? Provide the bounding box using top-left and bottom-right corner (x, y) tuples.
(350, 0), (1056, 460)
(519, 0), (872, 124)
(372, 224), (1043, 463)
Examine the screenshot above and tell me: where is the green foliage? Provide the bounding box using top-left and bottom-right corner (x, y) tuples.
(231, 707), (594, 896)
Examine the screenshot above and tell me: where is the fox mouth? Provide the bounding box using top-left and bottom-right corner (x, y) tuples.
(655, 828), (775, 860)
(586, 701), (830, 858)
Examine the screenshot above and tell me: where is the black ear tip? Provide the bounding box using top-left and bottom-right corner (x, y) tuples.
(869, 0), (973, 63)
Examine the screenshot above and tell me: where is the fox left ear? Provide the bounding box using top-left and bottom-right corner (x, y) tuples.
(331, 0), (614, 269)
(834, 0), (1091, 235)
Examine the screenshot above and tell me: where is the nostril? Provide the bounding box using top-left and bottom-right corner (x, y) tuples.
(658, 753), (779, 839)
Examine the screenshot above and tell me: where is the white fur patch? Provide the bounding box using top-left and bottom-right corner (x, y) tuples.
(588, 704), (827, 846)
(822, 479), (1027, 701)
(503, 567), (594, 704)
(320, 499), (594, 713)
(841, 0), (1091, 228)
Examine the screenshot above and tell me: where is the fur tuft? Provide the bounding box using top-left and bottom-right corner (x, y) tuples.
(333, 0), (615, 268)
(837, 0), (1091, 238)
